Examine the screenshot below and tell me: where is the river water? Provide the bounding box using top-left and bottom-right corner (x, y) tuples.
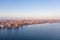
(0, 23), (60, 40)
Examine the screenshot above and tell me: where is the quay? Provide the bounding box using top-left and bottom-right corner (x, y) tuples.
(0, 19), (60, 29)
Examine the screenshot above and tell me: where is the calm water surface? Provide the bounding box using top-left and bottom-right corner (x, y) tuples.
(0, 23), (60, 40)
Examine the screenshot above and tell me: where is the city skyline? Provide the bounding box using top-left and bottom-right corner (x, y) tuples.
(0, 0), (60, 19)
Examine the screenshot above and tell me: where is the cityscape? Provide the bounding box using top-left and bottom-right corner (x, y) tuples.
(0, 19), (60, 29)
(0, 0), (60, 40)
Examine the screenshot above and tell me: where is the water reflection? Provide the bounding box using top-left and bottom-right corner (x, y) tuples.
(0, 27), (5, 32)
(0, 25), (25, 31)
(0, 23), (60, 40)
(6, 27), (12, 32)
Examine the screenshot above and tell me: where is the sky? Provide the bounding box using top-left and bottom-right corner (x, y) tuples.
(0, 0), (60, 19)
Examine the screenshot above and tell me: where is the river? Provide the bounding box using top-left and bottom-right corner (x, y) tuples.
(0, 23), (60, 40)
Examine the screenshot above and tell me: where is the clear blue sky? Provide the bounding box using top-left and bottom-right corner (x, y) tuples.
(0, 0), (60, 18)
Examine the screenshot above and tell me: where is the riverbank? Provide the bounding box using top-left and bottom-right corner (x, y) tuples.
(0, 19), (60, 29)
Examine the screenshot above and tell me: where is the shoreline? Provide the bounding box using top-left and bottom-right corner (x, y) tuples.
(0, 19), (60, 29)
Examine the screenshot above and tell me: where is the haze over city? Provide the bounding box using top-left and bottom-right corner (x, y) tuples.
(0, 0), (60, 40)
